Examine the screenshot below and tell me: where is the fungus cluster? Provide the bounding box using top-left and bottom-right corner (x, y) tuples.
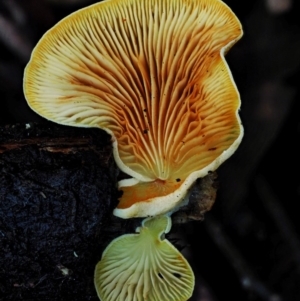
(23, 0), (243, 300)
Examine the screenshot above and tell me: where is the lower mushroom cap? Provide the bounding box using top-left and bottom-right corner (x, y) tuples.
(23, 0), (243, 218)
(94, 215), (195, 301)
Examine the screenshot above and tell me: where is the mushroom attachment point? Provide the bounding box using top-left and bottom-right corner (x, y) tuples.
(94, 215), (195, 301)
(23, 0), (243, 218)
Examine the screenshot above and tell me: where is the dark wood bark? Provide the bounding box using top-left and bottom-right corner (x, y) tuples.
(0, 122), (119, 301)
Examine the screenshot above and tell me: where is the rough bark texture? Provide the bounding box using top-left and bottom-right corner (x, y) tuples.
(0, 122), (118, 301)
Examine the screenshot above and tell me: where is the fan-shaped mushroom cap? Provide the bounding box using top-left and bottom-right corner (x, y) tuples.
(24, 0), (243, 218)
(94, 214), (194, 301)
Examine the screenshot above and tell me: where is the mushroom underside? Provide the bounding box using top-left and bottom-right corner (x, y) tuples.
(94, 215), (195, 301)
(23, 0), (243, 217)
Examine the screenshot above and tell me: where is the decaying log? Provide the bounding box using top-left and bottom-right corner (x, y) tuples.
(0, 122), (119, 300)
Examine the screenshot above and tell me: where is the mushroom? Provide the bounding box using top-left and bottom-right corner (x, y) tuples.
(94, 214), (194, 301)
(23, 0), (243, 218)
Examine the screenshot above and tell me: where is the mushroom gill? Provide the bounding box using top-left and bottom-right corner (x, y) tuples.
(94, 214), (195, 301)
(23, 0), (243, 218)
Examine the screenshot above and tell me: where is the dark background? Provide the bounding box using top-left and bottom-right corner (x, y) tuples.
(0, 0), (299, 300)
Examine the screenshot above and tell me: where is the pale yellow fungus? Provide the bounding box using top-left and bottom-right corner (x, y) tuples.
(94, 215), (194, 301)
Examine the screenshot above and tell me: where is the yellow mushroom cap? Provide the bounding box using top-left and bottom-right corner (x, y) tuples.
(94, 215), (195, 301)
(23, 0), (243, 218)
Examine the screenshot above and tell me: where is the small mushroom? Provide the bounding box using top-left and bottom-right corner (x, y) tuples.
(94, 214), (194, 301)
(23, 0), (243, 218)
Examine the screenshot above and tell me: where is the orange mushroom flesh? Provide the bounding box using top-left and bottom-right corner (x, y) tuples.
(24, 0), (243, 218)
